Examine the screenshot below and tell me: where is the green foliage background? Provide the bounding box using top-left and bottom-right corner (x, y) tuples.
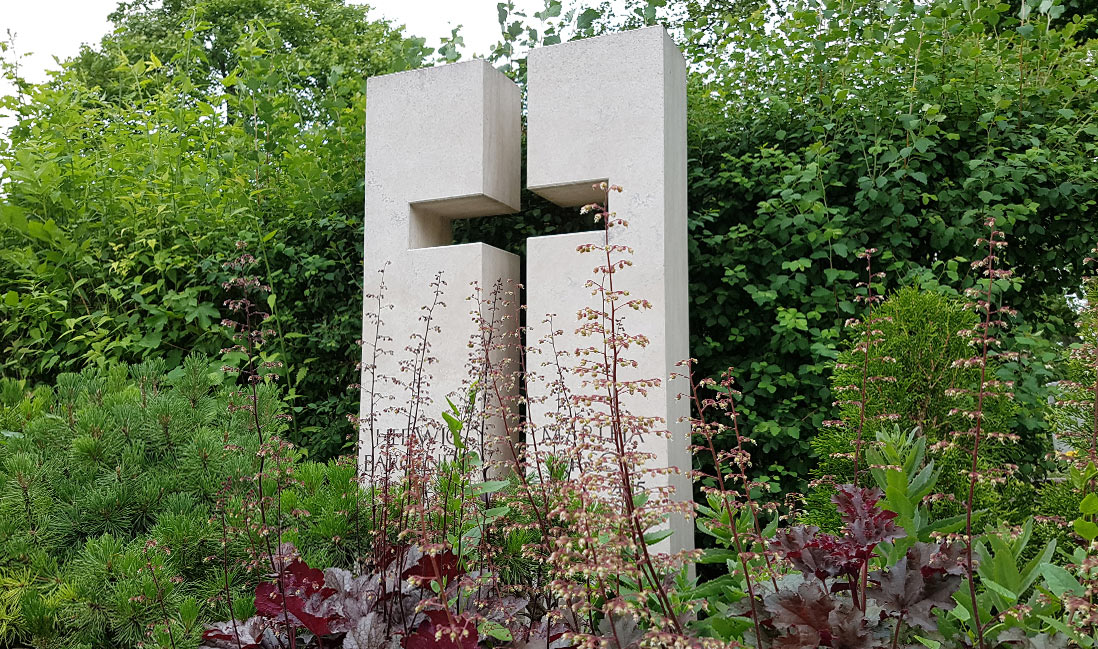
(1, 0), (1097, 489)
(1, 0), (431, 459)
(684, 0), (1098, 487)
(802, 287), (1054, 530)
(0, 357), (370, 648)
(475, 0), (1098, 489)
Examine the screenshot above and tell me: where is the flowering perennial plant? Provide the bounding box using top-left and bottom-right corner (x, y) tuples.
(178, 192), (1098, 649)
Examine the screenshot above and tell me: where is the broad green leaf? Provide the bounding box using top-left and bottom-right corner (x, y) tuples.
(469, 480), (509, 497)
(1040, 564), (1084, 598)
(577, 7), (600, 29)
(643, 529), (673, 546)
(1079, 493), (1098, 515)
(982, 578), (1017, 603)
(1073, 519), (1098, 541)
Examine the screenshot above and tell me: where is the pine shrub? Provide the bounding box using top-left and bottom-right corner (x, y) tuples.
(805, 288), (1050, 529)
(0, 354), (368, 648)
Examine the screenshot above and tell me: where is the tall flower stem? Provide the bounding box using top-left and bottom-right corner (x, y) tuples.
(962, 218), (1008, 649)
(683, 364), (765, 646)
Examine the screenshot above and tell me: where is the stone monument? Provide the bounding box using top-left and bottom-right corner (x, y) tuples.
(359, 60), (522, 476)
(360, 26), (690, 552)
(525, 26), (691, 549)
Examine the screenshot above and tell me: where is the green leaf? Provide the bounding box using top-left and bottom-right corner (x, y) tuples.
(1038, 615), (1093, 646)
(138, 330), (163, 349)
(1040, 564), (1084, 598)
(1069, 465), (1086, 489)
(441, 411), (465, 450)
(479, 620), (512, 642)
(643, 529), (673, 546)
(698, 548), (741, 564)
(949, 598), (971, 622)
(483, 505), (510, 520)
(981, 577), (1017, 603)
(577, 8), (600, 29)
(1079, 493), (1098, 515)
(1073, 518), (1098, 541)
(469, 480), (509, 497)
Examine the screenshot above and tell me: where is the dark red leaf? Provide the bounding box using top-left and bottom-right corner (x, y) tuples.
(772, 626), (824, 649)
(254, 558), (342, 637)
(403, 610), (478, 649)
(772, 527), (862, 580)
(763, 579), (877, 648)
(827, 604), (876, 649)
(833, 484), (905, 550)
(831, 485), (886, 524)
(402, 549), (462, 586)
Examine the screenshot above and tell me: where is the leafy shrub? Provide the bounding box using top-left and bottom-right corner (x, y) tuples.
(805, 287), (1051, 529)
(675, 0), (1098, 490)
(0, 355), (373, 648)
(6, 0), (1097, 477)
(0, 0), (428, 460)
(439, 0), (1098, 493)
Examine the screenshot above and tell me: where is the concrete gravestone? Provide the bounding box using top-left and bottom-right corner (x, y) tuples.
(359, 27), (690, 551)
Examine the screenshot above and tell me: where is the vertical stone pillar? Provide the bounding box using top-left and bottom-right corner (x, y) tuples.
(525, 27), (692, 554)
(360, 61), (522, 476)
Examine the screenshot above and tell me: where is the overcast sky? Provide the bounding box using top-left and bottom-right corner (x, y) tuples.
(0, 0), (543, 99)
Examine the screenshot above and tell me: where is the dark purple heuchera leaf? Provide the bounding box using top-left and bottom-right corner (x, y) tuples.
(844, 514), (904, 552)
(764, 581), (835, 637)
(831, 485), (886, 524)
(597, 610), (644, 649)
(312, 566), (381, 634)
(763, 580), (876, 649)
(773, 486), (905, 589)
(200, 616), (280, 649)
(833, 485), (905, 551)
(772, 526), (862, 581)
(998, 628), (1071, 649)
(867, 542), (964, 631)
(342, 611), (403, 649)
(316, 556), (431, 641)
(255, 557), (341, 637)
(510, 618), (570, 649)
(444, 571), (530, 641)
(926, 542), (966, 576)
(403, 610), (478, 649)
(828, 608), (875, 649)
(773, 626), (824, 649)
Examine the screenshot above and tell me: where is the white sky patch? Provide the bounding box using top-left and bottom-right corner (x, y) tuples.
(0, 0), (117, 91)
(361, 0), (547, 58)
